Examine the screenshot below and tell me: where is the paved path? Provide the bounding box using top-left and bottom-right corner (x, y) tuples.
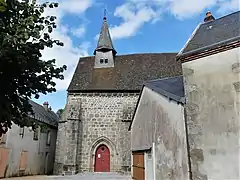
(5, 173), (131, 180)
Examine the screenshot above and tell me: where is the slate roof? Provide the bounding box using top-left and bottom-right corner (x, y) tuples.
(67, 53), (182, 91)
(128, 75), (185, 131)
(144, 76), (185, 104)
(177, 11), (240, 57)
(94, 17), (117, 55)
(29, 100), (59, 127)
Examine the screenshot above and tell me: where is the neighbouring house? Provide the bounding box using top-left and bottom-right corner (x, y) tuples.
(129, 76), (188, 180)
(54, 14), (182, 175)
(130, 10), (240, 180)
(0, 101), (58, 178)
(177, 10), (240, 180)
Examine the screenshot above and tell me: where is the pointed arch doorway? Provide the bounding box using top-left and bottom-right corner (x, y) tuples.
(94, 144), (110, 172)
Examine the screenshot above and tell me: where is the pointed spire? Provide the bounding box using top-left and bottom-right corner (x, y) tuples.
(94, 9), (117, 56)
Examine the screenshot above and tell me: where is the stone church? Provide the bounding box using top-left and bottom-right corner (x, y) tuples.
(54, 15), (182, 175)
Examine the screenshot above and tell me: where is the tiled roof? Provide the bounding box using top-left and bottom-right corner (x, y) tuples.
(144, 76), (185, 104)
(29, 100), (59, 127)
(68, 53), (182, 91)
(178, 11), (240, 57)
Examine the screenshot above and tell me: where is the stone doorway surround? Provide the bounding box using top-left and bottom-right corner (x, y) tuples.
(88, 136), (118, 172)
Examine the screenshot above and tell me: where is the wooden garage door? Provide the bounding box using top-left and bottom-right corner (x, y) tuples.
(132, 151), (145, 180)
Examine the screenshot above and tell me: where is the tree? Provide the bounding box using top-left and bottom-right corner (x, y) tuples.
(0, 0), (67, 135)
(0, 0), (6, 12)
(56, 108), (64, 119)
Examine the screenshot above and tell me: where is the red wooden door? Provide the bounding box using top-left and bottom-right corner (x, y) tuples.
(94, 144), (110, 172)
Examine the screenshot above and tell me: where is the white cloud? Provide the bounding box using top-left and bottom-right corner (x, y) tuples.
(71, 25), (86, 38)
(127, 0), (238, 18)
(37, 0), (92, 91)
(40, 30), (90, 90)
(60, 0), (93, 14)
(109, 3), (157, 40)
(52, 41), (90, 91)
(108, 0), (238, 40)
(95, 34), (100, 41)
(168, 0), (218, 19)
(217, 0), (240, 14)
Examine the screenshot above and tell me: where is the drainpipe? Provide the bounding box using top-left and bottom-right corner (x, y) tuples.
(152, 142), (156, 180)
(184, 108), (193, 180)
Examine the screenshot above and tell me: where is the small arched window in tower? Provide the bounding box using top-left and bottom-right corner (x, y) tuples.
(100, 59), (104, 64)
(105, 59), (108, 63)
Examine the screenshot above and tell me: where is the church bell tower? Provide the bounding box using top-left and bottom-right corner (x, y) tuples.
(94, 11), (117, 69)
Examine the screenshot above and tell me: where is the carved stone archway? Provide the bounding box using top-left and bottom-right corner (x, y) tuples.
(89, 136), (118, 172)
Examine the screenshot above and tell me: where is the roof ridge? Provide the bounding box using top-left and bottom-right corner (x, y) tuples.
(29, 100), (58, 118)
(30, 100), (55, 113)
(79, 52), (178, 59)
(208, 10), (240, 23)
(177, 10), (240, 58)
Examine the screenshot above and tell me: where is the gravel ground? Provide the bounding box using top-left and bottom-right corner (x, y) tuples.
(5, 173), (131, 180)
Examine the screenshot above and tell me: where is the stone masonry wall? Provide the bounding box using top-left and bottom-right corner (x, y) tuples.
(54, 92), (139, 175)
(54, 96), (81, 175)
(76, 92), (138, 174)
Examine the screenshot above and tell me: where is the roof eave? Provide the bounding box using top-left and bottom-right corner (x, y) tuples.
(177, 36), (240, 61)
(128, 81), (185, 131)
(93, 47), (117, 55)
(177, 23), (202, 57)
(145, 83), (185, 104)
(128, 85), (145, 131)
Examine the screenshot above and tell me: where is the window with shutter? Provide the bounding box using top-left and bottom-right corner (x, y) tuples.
(33, 127), (39, 141)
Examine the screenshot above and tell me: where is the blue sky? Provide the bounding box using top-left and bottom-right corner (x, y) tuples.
(33, 0), (239, 112)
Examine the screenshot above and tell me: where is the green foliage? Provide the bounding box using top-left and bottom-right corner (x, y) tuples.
(0, 0), (6, 12)
(56, 108), (64, 118)
(40, 123), (49, 133)
(21, 117), (49, 133)
(0, 0), (67, 136)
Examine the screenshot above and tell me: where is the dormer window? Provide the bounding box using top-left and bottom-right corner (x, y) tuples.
(100, 59), (104, 64)
(105, 59), (108, 63)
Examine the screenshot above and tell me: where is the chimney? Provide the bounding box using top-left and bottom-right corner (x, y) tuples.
(204, 11), (215, 22)
(43, 102), (49, 110)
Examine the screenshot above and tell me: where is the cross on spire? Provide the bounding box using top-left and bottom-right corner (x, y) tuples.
(103, 6), (107, 20)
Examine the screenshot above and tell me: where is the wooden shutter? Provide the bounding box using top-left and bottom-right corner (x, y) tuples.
(46, 131), (51, 146)
(132, 151), (145, 180)
(33, 127), (39, 140)
(0, 135), (4, 144)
